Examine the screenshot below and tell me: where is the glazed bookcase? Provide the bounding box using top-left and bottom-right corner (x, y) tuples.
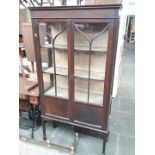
(30, 4), (121, 153)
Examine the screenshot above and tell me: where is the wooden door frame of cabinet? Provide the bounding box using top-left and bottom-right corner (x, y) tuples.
(67, 20), (74, 122)
(68, 18), (119, 130)
(108, 19), (120, 116)
(31, 19), (45, 106)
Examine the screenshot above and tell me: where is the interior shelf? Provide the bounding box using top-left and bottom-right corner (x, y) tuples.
(75, 90), (103, 106)
(44, 87), (103, 106)
(43, 67), (68, 76)
(40, 43), (107, 53)
(43, 67), (105, 80)
(44, 87), (68, 99)
(41, 43), (67, 49)
(74, 69), (105, 80)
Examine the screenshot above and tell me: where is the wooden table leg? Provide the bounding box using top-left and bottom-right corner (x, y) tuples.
(31, 106), (40, 139)
(53, 121), (58, 128)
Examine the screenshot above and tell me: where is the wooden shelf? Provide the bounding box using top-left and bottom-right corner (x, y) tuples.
(74, 45), (107, 53)
(44, 87), (68, 99)
(43, 67), (68, 76)
(41, 43), (67, 49)
(44, 87), (103, 106)
(40, 43), (107, 53)
(74, 69), (105, 81)
(43, 67), (105, 80)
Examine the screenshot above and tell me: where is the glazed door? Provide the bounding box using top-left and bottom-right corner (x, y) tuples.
(71, 20), (113, 128)
(37, 21), (70, 119)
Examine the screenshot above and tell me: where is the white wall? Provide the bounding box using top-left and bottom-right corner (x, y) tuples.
(112, 0), (135, 97)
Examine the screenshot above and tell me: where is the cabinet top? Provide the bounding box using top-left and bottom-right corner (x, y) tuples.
(29, 4), (122, 19)
(29, 4), (122, 11)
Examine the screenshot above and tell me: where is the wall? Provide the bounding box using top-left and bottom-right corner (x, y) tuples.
(112, 0), (135, 97)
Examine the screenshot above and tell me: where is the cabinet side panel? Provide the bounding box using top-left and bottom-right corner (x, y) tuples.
(102, 19), (120, 129)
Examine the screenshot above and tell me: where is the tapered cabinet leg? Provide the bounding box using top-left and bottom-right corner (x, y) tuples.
(42, 120), (47, 141)
(102, 138), (106, 154)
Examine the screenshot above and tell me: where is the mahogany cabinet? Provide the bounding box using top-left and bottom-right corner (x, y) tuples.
(30, 4), (121, 153)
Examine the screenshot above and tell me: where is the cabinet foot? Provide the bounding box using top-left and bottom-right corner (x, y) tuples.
(102, 138), (106, 154)
(42, 120), (47, 141)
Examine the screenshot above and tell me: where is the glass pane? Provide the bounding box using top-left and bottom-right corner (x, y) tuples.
(74, 22), (109, 106)
(74, 78), (88, 103)
(74, 52), (89, 78)
(38, 22), (68, 99)
(90, 52), (107, 80)
(42, 73), (52, 93)
(44, 75), (68, 99)
(89, 80), (104, 106)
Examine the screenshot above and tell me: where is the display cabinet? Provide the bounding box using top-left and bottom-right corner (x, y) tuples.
(30, 4), (121, 153)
